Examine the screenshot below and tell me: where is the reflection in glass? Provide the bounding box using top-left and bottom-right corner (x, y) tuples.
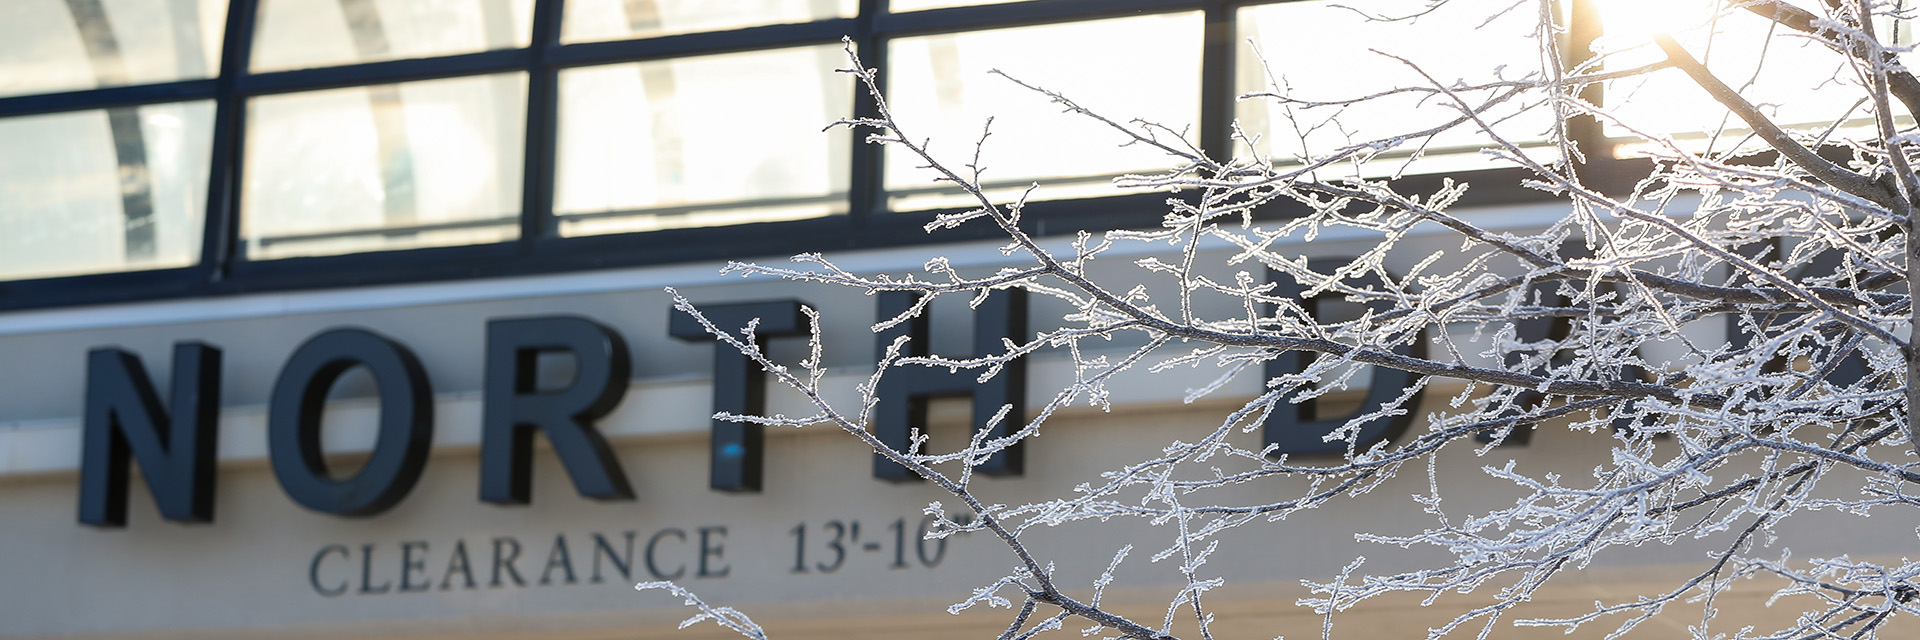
(886, 13), (1202, 210)
(243, 74), (526, 259)
(554, 45), (851, 236)
(252, 0), (533, 72)
(0, 0), (226, 98)
(561, 0), (854, 43)
(0, 102), (213, 280)
(1236, 0), (1553, 177)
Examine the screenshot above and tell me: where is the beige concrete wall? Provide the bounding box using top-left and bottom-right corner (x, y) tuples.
(0, 202), (1908, 639)
(3, 393), (1913, 639)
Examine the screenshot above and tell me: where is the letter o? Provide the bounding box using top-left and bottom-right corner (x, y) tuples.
(269, 328), (433, 516)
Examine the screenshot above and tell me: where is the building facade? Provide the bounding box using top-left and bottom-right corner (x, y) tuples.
(3, 1), (1914, 639)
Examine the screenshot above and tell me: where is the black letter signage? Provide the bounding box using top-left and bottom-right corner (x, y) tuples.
(269, 328), (433, 516)
(1477, 275), (1572, 446)
(669, 300), (808, 492)
(871, 290), (1027, 481)
(1491, 241), (1645, 441)
(78, 342), (222, 527)
(1726, 243), (1869, 388)
(1263, 262), (1424, 454)
(481, 316), (633, 504)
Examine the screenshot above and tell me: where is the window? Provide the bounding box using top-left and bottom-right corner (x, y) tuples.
(0, 102), (213, 279)
(1236, 0), (1555, 177)
(560, 0), (854, 43)
(251, 0), (535, 72)
(243, 74), (526, 259)
(0, 0), (1582, 310)
(886, 13), (1203, 210)
(0, 0), (226, 98)
(554, 45), (852, 236)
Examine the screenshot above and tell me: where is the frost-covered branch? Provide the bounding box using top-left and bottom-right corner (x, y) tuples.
(644, 2), (1920, 638)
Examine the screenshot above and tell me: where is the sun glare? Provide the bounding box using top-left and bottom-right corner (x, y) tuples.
(1591, 0), (1884, 152)
(1595, 0), (1717, 48)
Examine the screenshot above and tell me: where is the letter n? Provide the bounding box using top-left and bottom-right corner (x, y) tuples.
(79, 343), (222, 527)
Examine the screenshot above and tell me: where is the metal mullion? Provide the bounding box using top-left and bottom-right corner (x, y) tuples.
(1199, 0), (1234, 164)
(847, 0), (887, 227)
(546, 18), (857, 67)
(0, 0), (1585, 314)
(237, 49), (533, 97)
(875, 0), (1203, 37)
(1564, 0), (1618, 186)
(197, 0), (260, 285)
(0, 269), (207, 311)
(0, 81), (220, 118)
(520, 0), (565, 255)
(221, 242), (522, 293)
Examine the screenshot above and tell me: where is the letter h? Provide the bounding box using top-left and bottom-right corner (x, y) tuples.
(871, 290), (1027, 481)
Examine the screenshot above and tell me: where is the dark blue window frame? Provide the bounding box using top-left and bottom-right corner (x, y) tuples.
(0, 0), (1613, 311)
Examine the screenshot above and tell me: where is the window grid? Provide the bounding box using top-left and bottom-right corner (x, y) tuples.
(0, 0), (1591, 311)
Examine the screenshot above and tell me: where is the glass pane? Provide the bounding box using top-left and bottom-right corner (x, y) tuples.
(243, 74), (526, 259)
(1595, 0), (1891, 154)
(0, 0), (226, 98)
(886, 13), (1203, 210)
(554, 45), (852, 236)
(252, 0), (534, 72)
(562, 0), (855, 43)
(1236, 0), (1554, 178)
(0, 101), (213, 280)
